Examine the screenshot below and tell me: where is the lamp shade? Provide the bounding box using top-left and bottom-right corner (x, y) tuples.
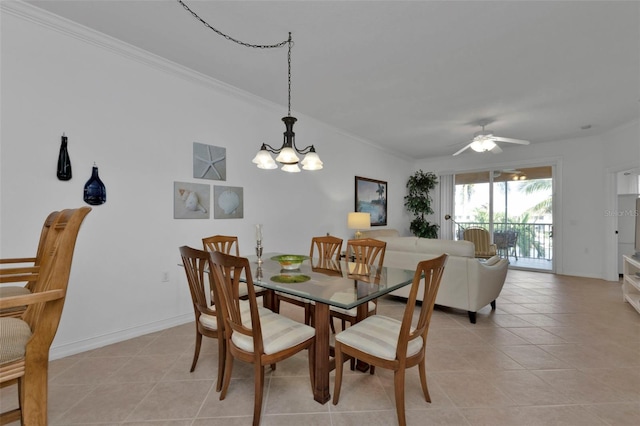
(275, 147), (299, 164)
(252, 149), (278, 169)
(281, 163), (301, 173)
(470, 139), (496, 152)
(348, 212), (371, 230)
(301, 151), (323, 170)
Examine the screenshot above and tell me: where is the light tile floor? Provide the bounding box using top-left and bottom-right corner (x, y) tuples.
(2, 270), (639, 425)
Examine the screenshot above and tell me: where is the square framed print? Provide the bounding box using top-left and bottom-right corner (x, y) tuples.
(214, 185), (243, 219)
(174, 181), (210, 219)
(193, 142), (226, 180)
(355, 176), (387, 226)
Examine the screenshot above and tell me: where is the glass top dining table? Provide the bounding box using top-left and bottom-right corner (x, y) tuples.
(245, 253), (416, 404)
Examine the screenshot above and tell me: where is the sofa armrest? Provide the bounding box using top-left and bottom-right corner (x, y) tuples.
(483, 255), (502, 266)
(467, 258), (509, 312)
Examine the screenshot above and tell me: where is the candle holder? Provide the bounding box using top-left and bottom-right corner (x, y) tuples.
(256, 240), (263, 265)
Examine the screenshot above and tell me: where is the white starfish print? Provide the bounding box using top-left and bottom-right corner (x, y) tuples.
(195, 145), (225, 179)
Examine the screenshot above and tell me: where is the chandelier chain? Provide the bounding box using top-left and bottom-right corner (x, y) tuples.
(177, 0), (289, 49)
(177, 0), (293, 115)
(288, 37), (292, 116)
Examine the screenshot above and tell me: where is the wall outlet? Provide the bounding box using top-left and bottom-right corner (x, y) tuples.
(161, 271), (170, 282)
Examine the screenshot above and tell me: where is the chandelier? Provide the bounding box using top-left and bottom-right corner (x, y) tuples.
(178, 1), (322, 173)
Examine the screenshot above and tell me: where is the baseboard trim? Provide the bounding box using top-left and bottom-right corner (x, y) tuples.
(50, 313), (193, 360)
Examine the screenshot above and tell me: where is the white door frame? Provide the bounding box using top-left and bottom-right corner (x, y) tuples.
(604, 165), (640, 281)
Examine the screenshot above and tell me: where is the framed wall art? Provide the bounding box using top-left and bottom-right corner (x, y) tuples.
(355, 176), (387, 226)
(174, 181), (210, 219)
(193, 142), (226, 181)
(214, 185), (243, 219)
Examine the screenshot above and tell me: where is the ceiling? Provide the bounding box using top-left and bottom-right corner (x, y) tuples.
(25, 0), (640, 160)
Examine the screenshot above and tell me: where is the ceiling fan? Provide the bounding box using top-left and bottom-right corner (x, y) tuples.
(453, 124), (530, 156)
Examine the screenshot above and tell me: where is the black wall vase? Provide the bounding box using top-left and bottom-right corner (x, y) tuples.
(56, 133), (72, 181)
(83, 164), (106, 205)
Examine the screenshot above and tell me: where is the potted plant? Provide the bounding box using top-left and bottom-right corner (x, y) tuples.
(404, 170), (439, 238)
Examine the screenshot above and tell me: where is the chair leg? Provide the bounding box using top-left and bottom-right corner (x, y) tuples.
(220, 347), (234, 400)
(490, 300), (496, 310)
(215, 337), (225, 392)
(304, 304), (311, 325)
(418, 359), (431, 402)
(307, 342), (315, 392)
(0, 378), (24, 424)
(21, 360), (48, 426)
(252, 364), (265, 426)
(190, 331), (203, 372)
(332, 343), (344, 405)
(393, 369), (407, 426)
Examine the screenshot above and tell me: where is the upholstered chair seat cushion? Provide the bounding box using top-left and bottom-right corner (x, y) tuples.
(335, 315), (422, 361)
(0, 286), (31, 297)
(0, 318), (32, 364)
(198, 300), (270, 330)
(0, 287), (31, 317)
(198, 311), (218, 330)
(231, 312), (315, 355)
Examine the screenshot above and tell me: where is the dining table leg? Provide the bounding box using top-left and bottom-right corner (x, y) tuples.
(354, 303), (371, 372)
(311, 302), (331, 404)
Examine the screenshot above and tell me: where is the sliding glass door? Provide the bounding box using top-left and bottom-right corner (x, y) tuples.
(453, 166), (553, 271)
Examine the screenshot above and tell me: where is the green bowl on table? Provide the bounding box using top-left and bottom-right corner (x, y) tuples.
(270, 254), (309, 270)
(271, 274), (311, 284)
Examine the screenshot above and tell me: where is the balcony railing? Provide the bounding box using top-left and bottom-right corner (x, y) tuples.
(454, 222), (553, 261)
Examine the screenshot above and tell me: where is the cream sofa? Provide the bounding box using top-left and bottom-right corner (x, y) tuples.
(360, 229), (508, 323)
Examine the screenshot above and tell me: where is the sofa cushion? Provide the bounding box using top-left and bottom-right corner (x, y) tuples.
(415, 238), (474, 257)
(372, 236), (474, 258)
(359, 229), (400, 239)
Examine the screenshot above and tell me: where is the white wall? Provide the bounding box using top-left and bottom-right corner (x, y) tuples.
(2, 2), (638, 358)
(0, 4), (412, 358)
(416, 119), (640, 279)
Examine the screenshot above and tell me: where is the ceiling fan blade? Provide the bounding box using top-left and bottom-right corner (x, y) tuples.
(494, 136), (530, 145)
(490, 144), (503, 154)
(452, 143), (473, 156)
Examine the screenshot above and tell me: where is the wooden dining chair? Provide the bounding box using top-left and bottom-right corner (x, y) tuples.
(178, 246), (225, 391)
(208, 251), (316, 426)
(273, 235), (343, 325)
(329, 238), (386, 332)
(202, 235), (268, 302)
(309, 235), (343, 261)
(202, 235), (239, 256)
(311, 257), (343, 277)
(332, 254), (448, 426)
(0, 211), (61, 317)
(0, 207), (91, 425)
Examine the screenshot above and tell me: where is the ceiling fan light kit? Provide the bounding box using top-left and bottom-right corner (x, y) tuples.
(453, 123), (530, 156)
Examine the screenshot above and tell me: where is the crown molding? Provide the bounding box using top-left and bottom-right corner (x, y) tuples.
(1, 0), (282, 113)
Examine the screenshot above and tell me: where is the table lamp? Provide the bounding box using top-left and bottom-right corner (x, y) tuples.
(348, 212), (371, 239)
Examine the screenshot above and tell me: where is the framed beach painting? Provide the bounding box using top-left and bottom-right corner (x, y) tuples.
(355, 176), (387, 226)
(174, 181), (210, 219)
(214, 185), (243, 219)
(193, 142), (226, 181)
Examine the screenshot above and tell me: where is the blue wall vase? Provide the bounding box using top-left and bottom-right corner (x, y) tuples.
(83, 164), (106, 205)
